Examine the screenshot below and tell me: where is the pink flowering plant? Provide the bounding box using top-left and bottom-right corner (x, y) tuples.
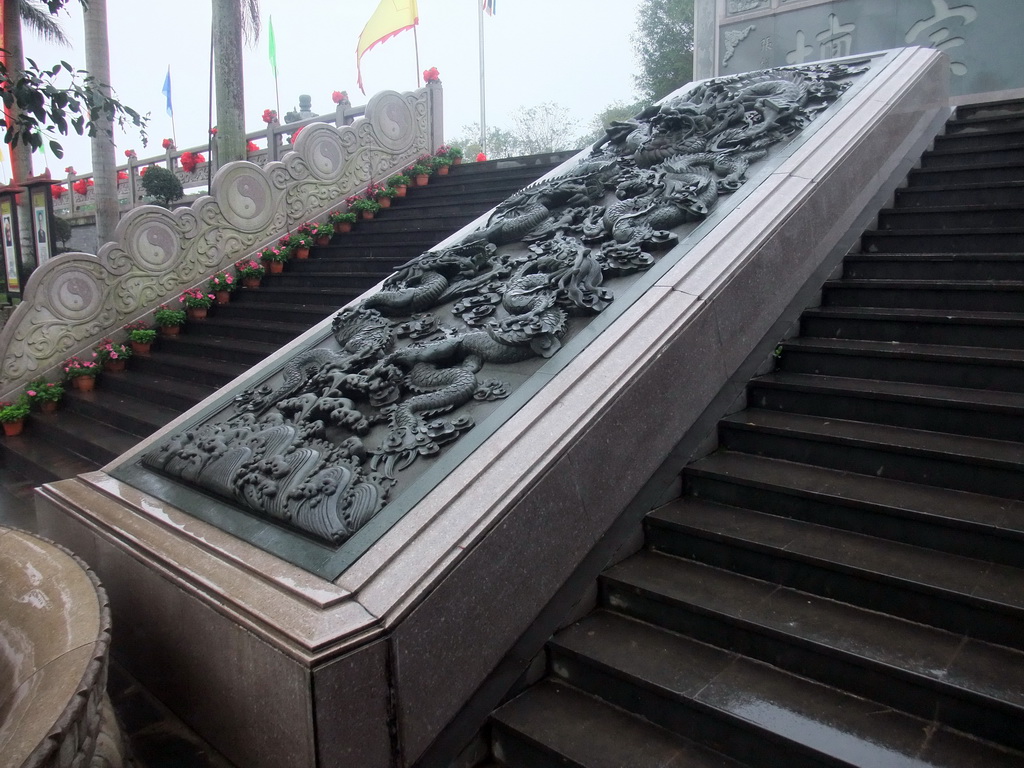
(208, 272), (237, 293)
(328, 210), (357, 226)
(0, 397), (30, 423)
(179, 288), (215, 309)
(94, 338), (133, 363)
(260, 245), (289, 263)
(153, 304), (186, 328)
(24, 379), (64, 406)
(62, 354), (101, 379)
(235, 258), (266, 280)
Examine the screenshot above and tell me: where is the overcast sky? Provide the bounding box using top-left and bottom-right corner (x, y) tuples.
(15, 0), (643, 181)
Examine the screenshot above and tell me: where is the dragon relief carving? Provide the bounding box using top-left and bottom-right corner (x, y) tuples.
(142, 62), (867, 545)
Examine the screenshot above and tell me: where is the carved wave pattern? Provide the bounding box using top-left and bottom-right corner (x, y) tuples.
(141, 63), (868, 546)
(0, 89), (433, 389)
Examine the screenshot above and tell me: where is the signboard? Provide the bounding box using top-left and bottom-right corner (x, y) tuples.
(31, 188), (51, 265)
(1, 198), (20, 295)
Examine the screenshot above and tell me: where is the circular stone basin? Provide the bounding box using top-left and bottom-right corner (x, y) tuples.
(0, 526), (123, 768)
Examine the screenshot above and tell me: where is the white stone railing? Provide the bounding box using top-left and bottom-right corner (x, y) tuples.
(0, 84), (442, 397)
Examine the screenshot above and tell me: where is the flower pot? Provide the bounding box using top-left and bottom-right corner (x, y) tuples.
(3, 419), (24, 436)
(39, 400), (59, 414)
(415, 174), (429, 186)
(187, 306), (208, 321)
(376, 197), (391, 208)
(294, 247), (310, 259)
(315, 236), (331, 246)
(160, 325), (181, 336)
(394, 185), (407, 198)
(335, 222), (352, 233)
(131, 340), (153, 355)
(104, 359), (127, 373)
(243, 277), (261, 289)
(452, 157), (462, 165)
(268, 260), (284, 274)
(72, 375), (96, 392)
(360, 210), (375, 220)
(437, 165), (450, 176)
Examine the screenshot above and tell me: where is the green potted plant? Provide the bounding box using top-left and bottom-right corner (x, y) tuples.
(140, 165), (184, 208)
(387, 173), (411, 197)
(314, 222), (334, 245)
(348, 196), (382, 219)
(235, 258), (266, 288)
(94, 337), (133, 372)
(431, 152), (454, 175)
(128, 327), (157, 354)
(62, 354), (101, 391)
(328, 210), (357, 233)
(260, 245), (290, 273)
(24, 380), (64, 414)
(407, 161), (432, 186)
(368, 182), (395, 208)
(179, 288), (215, 320)
(154, 303), (187, 335)
(0, 397), (31, 436)
(208, 271), (237, 301)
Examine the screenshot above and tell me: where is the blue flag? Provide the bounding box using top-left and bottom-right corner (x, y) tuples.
(162, 67), (173, 117)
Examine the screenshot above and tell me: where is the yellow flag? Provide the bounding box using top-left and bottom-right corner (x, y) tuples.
(356, 0), (419, 94)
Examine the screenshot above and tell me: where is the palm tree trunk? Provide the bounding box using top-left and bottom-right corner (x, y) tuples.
(213, 0), (246, 165)
(84, 0), (117, 247)
(2, 0), (35, 266)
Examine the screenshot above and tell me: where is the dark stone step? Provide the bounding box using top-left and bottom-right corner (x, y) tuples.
(717, 408), (1024, 499)
(20, 406), (139, 466)
(548, 610), (1022, 767)
(748, 371), (1024, 441)
(268, 270), (384, 291)
(0, 424), (97, 484)
(920, 144), (1024, 169)
(821, 278), (1024, 311)
(950, 99), (1024, 127)
(62, 386), (179, 439)
(860, 228), (1024, 253)
(183, 316), (317, 345)
(842, 253), (1024, 281)
(210, 299), (335, 325)
(96, 367), (216, 412)
(907, 163), (1024, 186)
(241, 285), (363, 308)
(800, 305), (1024, 349)
(935, 126), (1024, 152)
(283, 254), (403, 278)
(894, 181), (1024, 208)
(491, 680), (741, 768)
(877, 205), (1024, 230)
(682, 450), (1024, 568)
(777, 336), (1024, 392)
(128, 351), (251, 388)
(604, 548), (1024, 751)
(154, 333), (281, 367)
(642, 496), (1024, 652)
(341, 211), (484, 235)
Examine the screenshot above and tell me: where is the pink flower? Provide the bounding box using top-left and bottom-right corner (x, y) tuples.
(26, 390), (36, 397)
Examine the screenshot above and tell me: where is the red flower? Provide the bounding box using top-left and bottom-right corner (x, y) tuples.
(87, 178), (94, 186)
(124, 149), (136, 158)
(332, 90), (348, 104)
(290, 126), (303, 143)
(51, 184), (66, 199)
(63, 165), (75, 175)
(246, 141), (259, 153)
(262, 108), (277, 124)
(117, 171), (128, 181)
(161, 138), (174, 149)
(73, 179), (88, 195)
(139, 165), (151, 177)
(423, 67), (440, 83)
(476, 152), (487, 162)
(209, 127), (218, 136)
(180, 151), (205, 173)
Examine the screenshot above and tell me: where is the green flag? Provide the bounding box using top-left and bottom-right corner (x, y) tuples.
(268, 17), (278, 77)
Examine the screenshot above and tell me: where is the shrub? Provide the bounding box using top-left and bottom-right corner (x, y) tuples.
(141, 166), (184, 208)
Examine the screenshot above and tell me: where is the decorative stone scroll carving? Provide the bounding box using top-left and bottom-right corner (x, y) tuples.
(0, 88), (435, 393)
(140, 62), (868, 546)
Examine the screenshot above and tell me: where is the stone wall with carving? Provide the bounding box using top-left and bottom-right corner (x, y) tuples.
(0, 86), (440, 398)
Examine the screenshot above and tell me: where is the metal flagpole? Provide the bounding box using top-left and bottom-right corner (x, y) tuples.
(478, 0), (487, 155)
(414, 25), (422, 87)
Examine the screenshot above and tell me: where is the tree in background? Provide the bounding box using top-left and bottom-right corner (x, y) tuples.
(456, 103), (584, 160)
(632, 0), (694, 102)
(213, 0), (260, 166)
(576, 99), (647, 147)
(140, 165), (183, 208)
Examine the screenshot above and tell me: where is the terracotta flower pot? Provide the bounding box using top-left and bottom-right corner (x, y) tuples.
(104, 359), (127, 373)
(3, 419), (24, 436)
(72, 375), (96, 392)
(376, 197), (391, 208)
(436, 165), (449, 176)
(452, 157), (462, 165)
(39, 400), (59, 414)
(160, 325), (181, 336)
(131, 340), (152, 355)
(394, 185), (407, 197)
(215, 290), (232, 304)
(294, 247), (310, 259)
(187, 306), (208, 321)
(268, 260), (284, 274)
(415, 174), (429, 186)
(361, 210), (375, 220)
(335, 222), (352, 233)
(315, 235), (331, 246)
(243, 277), (261, 289)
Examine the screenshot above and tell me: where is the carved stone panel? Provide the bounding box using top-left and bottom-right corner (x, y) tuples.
(122, 62), (868, 574)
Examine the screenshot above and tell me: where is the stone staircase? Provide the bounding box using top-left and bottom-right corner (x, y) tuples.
(486, 101), (1024, 767)
(0, 153), (571, 496)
